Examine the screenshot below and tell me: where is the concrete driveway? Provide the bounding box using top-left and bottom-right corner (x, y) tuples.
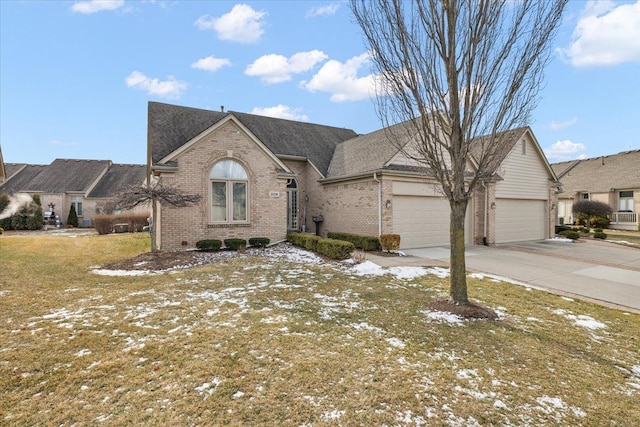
(373, 239), (640, 313)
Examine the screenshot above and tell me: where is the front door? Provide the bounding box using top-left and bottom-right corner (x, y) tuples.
(287, 179), (298, 231)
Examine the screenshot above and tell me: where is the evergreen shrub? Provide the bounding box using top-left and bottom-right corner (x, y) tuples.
(327, 232), (380, 251)
(593, 231), (607, 240)
(287, 233), (354, 260)
(248, 237), (270, 248)
(196, 239), (222, 251)
(224, 238), (247, 250)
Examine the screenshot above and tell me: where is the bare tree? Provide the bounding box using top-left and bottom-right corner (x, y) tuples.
(351, 0), (567, 305)
(114, 182), (201, 252)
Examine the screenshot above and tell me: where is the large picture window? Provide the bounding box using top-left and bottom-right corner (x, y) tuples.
(210, 160), (249, 224)
(619, 190), (634, 212)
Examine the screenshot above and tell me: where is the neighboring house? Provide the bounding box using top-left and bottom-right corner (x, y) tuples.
(0, 159), (147, 226)
(551, 150), (640, 231)
(148, 101), (560, 250)
(0, 146), (6, 183)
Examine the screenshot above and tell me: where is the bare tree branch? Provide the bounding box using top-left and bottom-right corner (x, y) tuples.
(114, 182), (202, 211)
(351, 0), (567, 304)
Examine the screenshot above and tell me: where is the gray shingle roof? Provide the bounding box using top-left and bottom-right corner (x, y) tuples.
(88, 164), (147, 198)
(148, 102), (358, 176)
(21, 159), (111, 193)
(327, 123), (407, 178)
(0, 164), (48, 194)
(551, 150), (640, 193)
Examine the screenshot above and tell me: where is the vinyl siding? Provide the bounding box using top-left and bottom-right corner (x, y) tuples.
(495, 136), (550, 200)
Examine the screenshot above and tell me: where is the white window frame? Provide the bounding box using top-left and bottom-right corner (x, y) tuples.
(619, 190), (634, 212)
(580, 192), (590, 201)
(209, 160), (250, 225)
(71, 196), (83, 216)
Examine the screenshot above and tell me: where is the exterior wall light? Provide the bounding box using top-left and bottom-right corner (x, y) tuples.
(385, 199), (392, 209)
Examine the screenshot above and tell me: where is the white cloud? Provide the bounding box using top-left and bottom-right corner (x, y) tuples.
(125, 71), (187, 99)
(306, 3), (340, 18)
(191, 56), (231, 72)
(558, 0), (640, 66)
(250, 105), (309, 122)
(300, 53), (379, 102)
(549, 117), (578, 130)
(195, 4), (267, 44)
(71, 0), (125, 14)
(245, 50), (328, 84)
(544, 140), (587, 161)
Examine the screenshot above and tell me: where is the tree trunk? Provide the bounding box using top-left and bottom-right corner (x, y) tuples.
(150, 199), (158, 253)
(449, 198), (468, 304)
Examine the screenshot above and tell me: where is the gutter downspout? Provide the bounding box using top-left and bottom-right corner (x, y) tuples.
(482, 180), (489, 246)
(373, 172), (382, 236)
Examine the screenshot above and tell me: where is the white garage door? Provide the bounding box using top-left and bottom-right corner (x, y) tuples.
(393, 196), (472, 248)
(495, 199), (546, 243)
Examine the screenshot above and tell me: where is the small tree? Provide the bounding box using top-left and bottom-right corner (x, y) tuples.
(572, 200), (612, 228)
(113, 181), (201, 252)
(26, 194), (44, 230)
(67, 205), (79, 228)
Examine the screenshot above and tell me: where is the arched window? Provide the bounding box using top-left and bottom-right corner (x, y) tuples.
(210, 160), (249, 223)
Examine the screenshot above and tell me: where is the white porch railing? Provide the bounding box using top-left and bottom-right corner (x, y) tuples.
(609, 212), (638, 230)
(610, 212), (638, 224)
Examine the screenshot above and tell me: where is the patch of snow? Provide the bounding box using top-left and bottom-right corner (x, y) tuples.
(561, 297), (574, 302)
(493, 400), (509, 410)
(352, 261), (449, 279)
(232, 391), (245, 398)
(386, 337), (406, 348)
(321, 409), (345, 420)
(547, 237), (574, 243)
(75, 349), (91, 357)
(422, 310), (464, 326)
(195, 377), (222, 398)
(566, 314), (606, 330)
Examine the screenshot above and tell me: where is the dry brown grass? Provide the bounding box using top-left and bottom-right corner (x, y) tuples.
(1, 231), (639, 426)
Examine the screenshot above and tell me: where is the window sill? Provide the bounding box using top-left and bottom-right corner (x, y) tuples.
(208, 223), (251, 228)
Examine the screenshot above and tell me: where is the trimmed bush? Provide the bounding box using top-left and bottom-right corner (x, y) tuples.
(580, 227), (590, 233)
(196, 239), (222, 251)
(248, 237), (270, 248)
(593, 231), (607, 240)
(555, 225), (571, 234)
(316, 238), (355, 260)
(224, 238), (247, 250)
(327, 232), (380, 251)
(94, 214), (150, 235)
(560, 230), (580, 240)
(287, 233), (355, 260)
(380, 234), (401, 252)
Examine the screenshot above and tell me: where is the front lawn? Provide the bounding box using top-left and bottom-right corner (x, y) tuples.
(1, 231), (638, 426)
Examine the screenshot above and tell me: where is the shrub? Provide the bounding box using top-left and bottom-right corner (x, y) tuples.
(327, 232), (380, 251)
(380, 234), (401, 252)
(316, 238), (355, 260)
(127, 214), (150, 232)
(593, 231), (607, 240)
(561, 230), (580, 240)
(224, 238), (247, 250)
(196, 239), (222, 251)
(0, 227), (4, 235)
(572, 200), (612, 228)
(67, 205), (79, 228)
(581, 227), (590, 233)
(248, 237), (270, 248)
(287, 233), (355, 260)
(555, 225), (571, 234)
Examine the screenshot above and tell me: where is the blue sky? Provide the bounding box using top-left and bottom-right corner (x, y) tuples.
(1, 0), (639, 166)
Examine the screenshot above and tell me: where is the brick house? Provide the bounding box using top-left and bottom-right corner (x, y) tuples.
(148, 102), (560, 250)
(0, 159), (147, 226)
(551, 150), (640, 231)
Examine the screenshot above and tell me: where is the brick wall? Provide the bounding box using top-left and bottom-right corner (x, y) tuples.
(157, 121), (289, 250)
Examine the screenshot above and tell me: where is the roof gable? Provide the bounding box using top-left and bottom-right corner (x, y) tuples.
(88, 164), (147, 198)
(149, 102), (358, 176)
(551, 150), (640, 193)
(21, 159), (111, 193)
(0, 164), (47, 194)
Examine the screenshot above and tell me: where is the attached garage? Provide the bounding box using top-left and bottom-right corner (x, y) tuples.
(495, 199), (547, 243)
(392, 192), (473, 248)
